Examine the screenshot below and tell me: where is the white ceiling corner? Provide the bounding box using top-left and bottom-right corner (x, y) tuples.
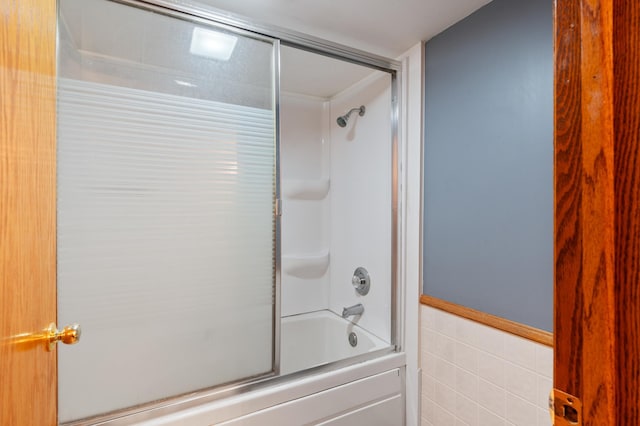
(192, 0), (493, 58)
(190, 0), (493, 97)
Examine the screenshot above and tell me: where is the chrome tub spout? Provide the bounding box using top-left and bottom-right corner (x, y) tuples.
(342, 303), (364, 318)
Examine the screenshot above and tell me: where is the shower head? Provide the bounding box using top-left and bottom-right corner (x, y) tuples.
(336, 105), (366, 127)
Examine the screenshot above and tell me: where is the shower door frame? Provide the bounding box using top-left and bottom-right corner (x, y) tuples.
(54, 0), (404, 424)
(56, 0), (284, 422)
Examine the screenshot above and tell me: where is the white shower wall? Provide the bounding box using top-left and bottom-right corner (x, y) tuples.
(329, 73), (393, 343)
(280, 93), (331, 316)
(280, 73), (393, 344)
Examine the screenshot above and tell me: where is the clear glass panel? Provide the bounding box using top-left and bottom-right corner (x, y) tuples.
(57, 0), (277, 421)
(278, 46), (394, 375)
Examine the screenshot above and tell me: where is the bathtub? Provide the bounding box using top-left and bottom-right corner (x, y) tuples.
(280, 310), (390, 375)
(117, 311), (403, 425)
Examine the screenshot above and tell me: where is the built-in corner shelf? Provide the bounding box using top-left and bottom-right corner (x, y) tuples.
(282, 178), (330, 200)
(282, 250), (330, 279)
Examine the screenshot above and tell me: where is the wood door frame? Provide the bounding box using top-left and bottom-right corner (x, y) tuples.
(1, 0), (58, 425)
(554, 0), (639, 424)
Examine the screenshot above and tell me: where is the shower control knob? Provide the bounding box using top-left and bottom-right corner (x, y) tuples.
(351, 267), (371, 296)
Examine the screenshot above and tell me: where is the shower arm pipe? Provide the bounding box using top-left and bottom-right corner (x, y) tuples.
(344, 106), (364, 117)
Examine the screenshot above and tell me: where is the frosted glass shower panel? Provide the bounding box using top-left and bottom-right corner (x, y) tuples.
(57, 0), (277, 421)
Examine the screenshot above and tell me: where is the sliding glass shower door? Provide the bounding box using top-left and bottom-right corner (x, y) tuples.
(57, 0), (278, 421)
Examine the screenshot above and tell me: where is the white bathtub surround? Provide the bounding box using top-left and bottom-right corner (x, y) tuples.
(280, 93), (331, 317)
(281, 70), (394, 343)
(329, 71), (393, 344)
(420, 305), (553, 426)
(280, 310), (390, 375)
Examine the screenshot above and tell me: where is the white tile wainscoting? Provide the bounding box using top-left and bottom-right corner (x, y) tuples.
(420, 305), (553, 426)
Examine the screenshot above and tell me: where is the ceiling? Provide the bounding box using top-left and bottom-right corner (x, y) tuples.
(59, 0), (494, 100)
(280, 46), (375, 98)
(191, 0), (493, 59)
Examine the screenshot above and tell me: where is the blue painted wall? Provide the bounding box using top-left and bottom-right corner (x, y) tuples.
(423, 0), (553, 331)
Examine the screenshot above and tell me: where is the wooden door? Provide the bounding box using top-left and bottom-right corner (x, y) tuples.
(554, 0), (640, 424)
(0, 0), (58, 425)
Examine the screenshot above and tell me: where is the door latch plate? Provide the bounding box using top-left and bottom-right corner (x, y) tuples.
(549, 388), (582, 425)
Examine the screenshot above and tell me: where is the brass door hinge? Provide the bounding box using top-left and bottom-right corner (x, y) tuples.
(549, 389), (582, 425)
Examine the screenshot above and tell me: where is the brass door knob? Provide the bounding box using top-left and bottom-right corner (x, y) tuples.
(6, 323), (81, 352)
(44, 323), (81, 351)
